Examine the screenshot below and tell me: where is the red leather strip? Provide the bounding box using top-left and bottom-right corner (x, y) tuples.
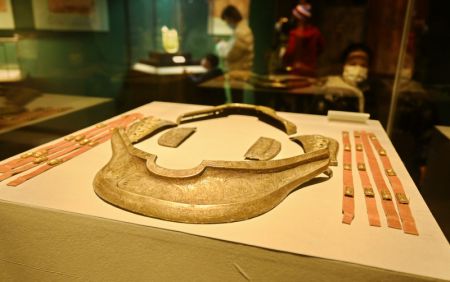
(342, 131), (354, 224)
(0, 113), (142, 173)
(368, 133), (419, 235)
(4, 113), (142, 186)
(360, 131), (402, 229)
(7, 132), (113, 187)
(353, 131), (381, 227)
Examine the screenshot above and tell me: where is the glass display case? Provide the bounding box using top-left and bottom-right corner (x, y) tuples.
(0, 1), (449, 279)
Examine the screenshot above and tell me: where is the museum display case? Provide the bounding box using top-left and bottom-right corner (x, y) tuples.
(0, 0), (449, 280)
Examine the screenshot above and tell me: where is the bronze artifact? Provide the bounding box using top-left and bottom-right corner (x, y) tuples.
(94, 105), (336, 224)
(158, 127), (196, 148)
(291, 135), (339, 166)
(176, 103), (297, 135)
(244, 137), (281, 161)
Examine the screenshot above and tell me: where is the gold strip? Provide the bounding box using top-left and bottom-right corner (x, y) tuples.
(357, 163), (366, 171)
(385, 168), (396, 176)
(354, 131), (361, 138)
(96, 123), (107, 128)
(344, 186), (354, 197)
(343, 164), (352, 171)
(395, 192), (409, 204)
(363, 187), (375, 197)
(381, 190), (392, 201)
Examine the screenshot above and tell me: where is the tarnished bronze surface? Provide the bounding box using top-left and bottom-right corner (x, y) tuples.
(158, 127), (196, 148)
(291, 135), (339, 166)
(176, 103), (297, 135)
(93, 104), (339, 224)
(126, 117), (175, 143)
(244, 137), (281, 161)
(94, 129), (331, 223)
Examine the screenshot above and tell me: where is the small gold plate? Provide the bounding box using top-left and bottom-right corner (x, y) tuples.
(385, 168), (396, 176)
(344, 145), (351, 151)
(64, 135), (75, 141)
(32, 150), (47, 158)
(355, 144), (363, 151)
(357, 163), (366, 171)
(33, 156), (48, 164)
(344, 186), (354, 197)
(343, 164), (352, 170)
(363, 187), (375, 197)
(47, 159), (63, 166)
(96, 123), (107, 128)
(395, 192), (409, 204)
(79, 138), (90, 145)
(381, 190), (392, 201)
(20, 152), (33, 159)
(378, 149), (386, 156)
(88, 141), (98, 147)
(75, 135), (85, 142)
(354, 131), (361, 138)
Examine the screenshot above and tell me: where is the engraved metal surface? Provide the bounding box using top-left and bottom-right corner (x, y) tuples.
(291, 135), (339, 166)
(158, 127), (196, 148)
(126, 116), (175, 143)
(176, 103), (297, 135)
(94, 129), (331, 224)
(244, 137), (281, 161)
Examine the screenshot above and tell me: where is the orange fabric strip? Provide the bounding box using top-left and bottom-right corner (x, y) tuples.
(342, 131), (354, 224)
(360, 131), (402, 230)
(4, 113), (142, 186)
(367, 132), (419, 235)
(7, 132), (113, 187)
(0, 113), (142, 173)
(353, 131), (381, 227)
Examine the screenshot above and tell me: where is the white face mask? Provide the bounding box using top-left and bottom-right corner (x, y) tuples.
(343, 65), (368, 85)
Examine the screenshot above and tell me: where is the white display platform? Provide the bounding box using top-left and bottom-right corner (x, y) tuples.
(0, 101), (449, 280)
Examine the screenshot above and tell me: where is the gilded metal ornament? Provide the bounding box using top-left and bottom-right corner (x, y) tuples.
(290, 135), (339, 166)
(93, 104), (338, 224)
(94, 129), (331, 223)
(244, 137), (281, 161)
(158, 127), (196, 148)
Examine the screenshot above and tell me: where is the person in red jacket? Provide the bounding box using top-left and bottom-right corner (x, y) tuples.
(283, 3), (324, 76)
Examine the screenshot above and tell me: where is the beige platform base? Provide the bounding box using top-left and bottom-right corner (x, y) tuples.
(0, 201), (437, 282)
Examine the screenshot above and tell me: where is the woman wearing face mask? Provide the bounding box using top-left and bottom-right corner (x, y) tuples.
(320, 43), (372, 113)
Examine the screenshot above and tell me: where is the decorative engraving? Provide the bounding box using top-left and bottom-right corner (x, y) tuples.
(244, 137), (281, 161)
(158, 127), (196, 148)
